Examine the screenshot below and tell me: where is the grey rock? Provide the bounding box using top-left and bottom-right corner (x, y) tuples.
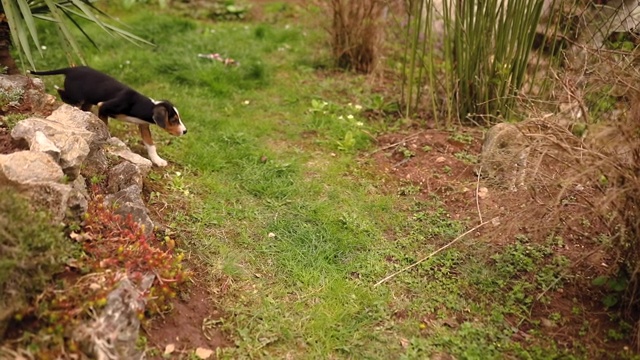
(31, 131), (61, 161)
(108, 161), (144, 194)
(0, 151), (64, 186)
(82, 148), (110, 177)
(105, 137), (152, 176)
(68, 175), (89, 220)
(21, 182), (72, 223)
(0, 75), (56, 114)
(46, 104), (110, 150)
(480, 123), (530, 191)
(73, 274), (154, 360)
(105, 185), (154, 235)
(11, 117), (91, 179)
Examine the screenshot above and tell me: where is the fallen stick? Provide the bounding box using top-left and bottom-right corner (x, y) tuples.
(373, 219), (494, 287)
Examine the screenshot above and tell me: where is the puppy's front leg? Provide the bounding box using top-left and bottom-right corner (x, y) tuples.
(139, 124), (168, 167)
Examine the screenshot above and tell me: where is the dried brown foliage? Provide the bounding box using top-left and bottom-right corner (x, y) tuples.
(329, 0), (386, 73)
(490, 97), (640, 345)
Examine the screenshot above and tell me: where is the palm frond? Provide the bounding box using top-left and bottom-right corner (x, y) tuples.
(1, 0), (153, 70)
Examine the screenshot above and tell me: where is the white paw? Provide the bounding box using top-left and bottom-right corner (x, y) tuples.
(145, 144), (168, 167)
(152, 157), (168, 167)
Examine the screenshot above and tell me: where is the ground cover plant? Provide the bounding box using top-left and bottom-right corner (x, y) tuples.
(1, 0), (639, 359)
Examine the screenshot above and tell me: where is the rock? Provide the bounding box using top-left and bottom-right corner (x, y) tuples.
(105, 137), (152, 175)
(0, 75), (56, 114)
(31, 131), (61, 161)
(0, 151), (89, 222)
(107, 161), (144, 193)
(0, 151), (63, 186)
(68, 175), (89, 220)
(46, 104), (110, 151)
(82, 148), (110, 177)
(21, 182), (73, 223)
(0, 74), (34, 92)
(477, 187), (489, 199)
(480, 123), (530, 191)
(73, 274), (154, 360)
(11, 117), (92, 179)
(105, 185), (154, 235)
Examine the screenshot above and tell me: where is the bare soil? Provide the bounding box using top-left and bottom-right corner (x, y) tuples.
(144, 279), (231, 359)
(0, 127), (26, 154)
(368, 124), (633, 355)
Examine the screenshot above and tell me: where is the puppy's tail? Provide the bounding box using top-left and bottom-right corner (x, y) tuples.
(28, 68), (73, 76)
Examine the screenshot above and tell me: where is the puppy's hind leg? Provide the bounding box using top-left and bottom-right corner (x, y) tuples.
(96, 102), (110, 126)
(139, 124), (168, 167)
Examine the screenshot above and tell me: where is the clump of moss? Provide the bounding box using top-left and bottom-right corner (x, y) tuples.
(0, 188), (72, 338)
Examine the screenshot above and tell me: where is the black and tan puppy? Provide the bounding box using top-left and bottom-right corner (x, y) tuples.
(29, 66), (186, 167)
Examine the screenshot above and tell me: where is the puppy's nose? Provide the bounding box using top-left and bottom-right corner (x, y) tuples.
(183, 129), (187, 135)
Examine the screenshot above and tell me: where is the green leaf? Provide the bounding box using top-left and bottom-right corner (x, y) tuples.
(592, 276), (608, 287)
(2, 0), (153, 71)
(610, 278), (628, 293)
(63, 7), (154, 46)
(16, 0), (42, 56)
(42, 0), (85, 64)
(602, 294), (619, 308)
(68, 0), (109, 34)
(1, 0), (35, 68)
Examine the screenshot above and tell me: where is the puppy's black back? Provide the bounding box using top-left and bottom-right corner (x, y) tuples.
(30, 66), (147, 107)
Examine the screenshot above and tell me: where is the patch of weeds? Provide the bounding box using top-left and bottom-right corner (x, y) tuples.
(398, 181), (421, 196)
(592, 274), (628, 308)
(365, 94), (400, 118)
(422, 145), (433, 152)
(306, 99), (370, 152)
(609, 319), (633, 341)
(536, 254), (569, 290)
(605, 32), (636, 52)
(398, 200), (465, 244)
(585, 86), (617, 122)
(0, 88), (24, 111)
(397, 146), (415, 159)
(453, 151), (478, 164)
(0, 189), (72, 336)
(168, 171), (192, 197)
(492, 235), (552, 278)
(449, 132), (473, 145)
(1, 113), (28, 128)
(89, 174), (106, 185)
(442, 165), (452, 175)
(7, 188), (190, 357)
(336, 131), (356, 151)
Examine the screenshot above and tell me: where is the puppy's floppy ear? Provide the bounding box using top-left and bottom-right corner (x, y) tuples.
(153, 105), (168, 128)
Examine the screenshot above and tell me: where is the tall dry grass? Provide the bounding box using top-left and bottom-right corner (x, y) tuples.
(482, 99), (640, 347)
(329, 0), (386, 73)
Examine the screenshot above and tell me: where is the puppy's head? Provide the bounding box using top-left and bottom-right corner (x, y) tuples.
(152, 100), (187, 136)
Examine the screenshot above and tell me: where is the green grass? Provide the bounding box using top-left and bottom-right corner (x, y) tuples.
(23, 4), (637, 359)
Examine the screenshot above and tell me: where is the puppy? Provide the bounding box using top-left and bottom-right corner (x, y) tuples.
(28, 66), (186, 167)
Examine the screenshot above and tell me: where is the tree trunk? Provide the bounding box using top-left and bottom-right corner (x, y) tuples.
(0, 14), (20, 75)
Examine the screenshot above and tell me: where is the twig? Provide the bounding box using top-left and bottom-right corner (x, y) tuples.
(392, 158), (411, 168)
(475, 165), (483, 223)
(374, 219), (494, 287)
(368, 131), (424, 156)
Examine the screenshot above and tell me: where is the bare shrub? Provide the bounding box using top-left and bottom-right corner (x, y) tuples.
(481, 99), (640, 347)
(329, 0), (386, 73)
